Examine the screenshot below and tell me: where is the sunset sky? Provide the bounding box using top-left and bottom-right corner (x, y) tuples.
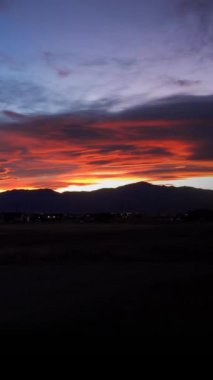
(0, 0), (213, 191)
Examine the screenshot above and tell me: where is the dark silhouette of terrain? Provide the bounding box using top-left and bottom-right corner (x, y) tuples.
(0, 181), (212, 356)
(0, 222), (212, 356)
(0, 181), (212, 213)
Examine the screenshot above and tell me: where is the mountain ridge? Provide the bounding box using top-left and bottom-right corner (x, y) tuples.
(0, 181), (212, 213)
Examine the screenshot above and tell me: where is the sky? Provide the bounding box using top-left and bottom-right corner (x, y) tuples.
(0, 0), (212, 192)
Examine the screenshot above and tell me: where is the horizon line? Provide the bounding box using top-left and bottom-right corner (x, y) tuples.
(0, 178), (213, 193)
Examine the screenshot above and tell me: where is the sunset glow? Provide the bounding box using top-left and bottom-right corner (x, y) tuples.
(0, 0), (212, 191)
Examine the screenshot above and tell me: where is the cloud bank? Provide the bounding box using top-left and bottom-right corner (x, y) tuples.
(0, 94), (212, 190)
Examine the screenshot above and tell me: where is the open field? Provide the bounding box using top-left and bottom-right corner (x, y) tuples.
(0, 222), (213, 355)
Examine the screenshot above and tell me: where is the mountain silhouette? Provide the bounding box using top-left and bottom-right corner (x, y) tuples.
(0, 182), (212, 213)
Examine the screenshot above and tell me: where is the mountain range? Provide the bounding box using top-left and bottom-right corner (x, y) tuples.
(0, 182), (212, 214)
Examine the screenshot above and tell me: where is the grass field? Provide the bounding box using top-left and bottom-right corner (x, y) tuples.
(0, 222), (213, 355)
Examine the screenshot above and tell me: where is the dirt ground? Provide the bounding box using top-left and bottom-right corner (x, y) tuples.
(0, 222), (213, 355)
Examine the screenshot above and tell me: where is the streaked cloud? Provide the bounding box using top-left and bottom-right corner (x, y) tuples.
(0, 1), (212, 190)
(0, 94), (212, 190)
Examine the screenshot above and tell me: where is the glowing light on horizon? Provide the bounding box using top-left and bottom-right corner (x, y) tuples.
(0, 176), (212, 193)
(153, 177), (213, 190)
(56, 176), (213, 192)
(57, 178), (144, 192)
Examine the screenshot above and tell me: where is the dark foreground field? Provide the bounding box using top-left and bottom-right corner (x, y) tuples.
(0, 222), (213, 356)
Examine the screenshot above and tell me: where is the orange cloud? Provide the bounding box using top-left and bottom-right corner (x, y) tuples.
(0, 98), (212, 191)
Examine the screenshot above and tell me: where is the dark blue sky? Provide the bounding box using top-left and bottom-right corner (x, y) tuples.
(1, 0), (213, 114)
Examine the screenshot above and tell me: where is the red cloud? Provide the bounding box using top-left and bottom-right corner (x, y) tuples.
(0, 107), (212, 191)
